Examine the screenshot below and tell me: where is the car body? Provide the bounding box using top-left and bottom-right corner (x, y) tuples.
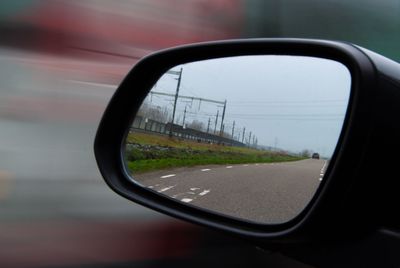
(312, 153), (320, 159)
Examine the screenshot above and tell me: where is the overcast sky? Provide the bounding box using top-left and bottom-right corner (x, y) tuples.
(145, 55), (351, 158)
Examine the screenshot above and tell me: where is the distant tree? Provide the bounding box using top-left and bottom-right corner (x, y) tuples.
(220, 130), (231, 138)
(300, 149), (311, 158)
(187, 120), (205, 131)
(137, 102), (170, 123)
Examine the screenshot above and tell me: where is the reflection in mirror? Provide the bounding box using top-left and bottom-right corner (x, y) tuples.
(124, 56), (351, 224)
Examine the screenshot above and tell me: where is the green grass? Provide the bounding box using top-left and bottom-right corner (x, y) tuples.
(125, 132), (304, 173)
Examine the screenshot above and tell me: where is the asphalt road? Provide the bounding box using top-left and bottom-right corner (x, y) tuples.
(133, 159), (327, 224)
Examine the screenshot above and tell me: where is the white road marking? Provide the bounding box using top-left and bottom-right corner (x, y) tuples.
(201, 169), (211, 171)
(226, 166), (233, 169)
(181, 198), (193, 203)
(160, 174), (176, 178)
(190, 187), (200, 191)
(320, 161), (328, 173)
(199, 190), (210, 196)
(319, 177), (323, 181)
(255, 164), (259, 166)
(243, 164), (249, 167)
(320, 173), (324, 176)
(148, 184), (160, 189)
(158, 185), (175, 192)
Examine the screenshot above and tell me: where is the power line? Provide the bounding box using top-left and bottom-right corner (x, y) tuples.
(227, 113), (345, 117)
(228, 99), (347, 104)
(150, 91), (225, 105)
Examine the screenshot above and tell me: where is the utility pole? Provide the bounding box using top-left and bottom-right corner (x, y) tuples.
(169, 67), (183, 136)
(231, 121), (235, 139)
(242, 127), (246, 143)
(182, 105), (187, 127)
(249, 131), (252, 146)
(207, 117), (211, 133)
(238, 131), (241, 142)
(219, 100), (227, 136)
(214, 110), (219, 134)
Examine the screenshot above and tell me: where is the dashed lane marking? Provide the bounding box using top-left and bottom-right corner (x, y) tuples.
(158, 185), (175, 193)
(226, 166), (233, 169)
(201, 169), (211, 171)
(160, 174), (176, 178)
(174, 187), (211, 202)
(148, 183), (160, 189)
(199, 190), (210, 196)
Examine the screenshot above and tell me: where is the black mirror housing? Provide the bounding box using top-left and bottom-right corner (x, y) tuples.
(94, 38), (400, 243)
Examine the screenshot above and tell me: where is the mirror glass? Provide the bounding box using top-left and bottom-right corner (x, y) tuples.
(124, 55), (351, 224)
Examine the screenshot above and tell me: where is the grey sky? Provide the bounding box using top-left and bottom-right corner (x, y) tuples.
(145, 55), (351, 158)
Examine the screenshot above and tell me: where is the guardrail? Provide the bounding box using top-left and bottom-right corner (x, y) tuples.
(131, 116), (245, 146)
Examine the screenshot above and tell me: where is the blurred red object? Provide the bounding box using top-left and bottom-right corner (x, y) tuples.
(0, 0), (243, 122)
(10, 0), (243, 61)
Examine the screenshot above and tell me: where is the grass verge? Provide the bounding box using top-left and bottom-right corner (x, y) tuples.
(125, 132), (304, 173)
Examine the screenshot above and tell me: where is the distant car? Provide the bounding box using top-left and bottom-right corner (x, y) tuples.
(312, 153), (320, 159)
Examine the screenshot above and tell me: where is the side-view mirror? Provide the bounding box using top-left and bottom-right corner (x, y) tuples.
(125, 54), (351, 225)
(94, 39), (400, 253)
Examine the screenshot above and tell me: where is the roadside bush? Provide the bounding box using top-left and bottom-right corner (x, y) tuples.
(126, 147), (146, 161)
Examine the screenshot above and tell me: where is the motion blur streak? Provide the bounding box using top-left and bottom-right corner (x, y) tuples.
(0, 1), (243, 267)
(0, 221), (198, 267)
(2, 1), (395, 267)
(0, 0), (242, 180)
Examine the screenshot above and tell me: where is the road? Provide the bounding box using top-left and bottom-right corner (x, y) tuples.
(133, 159), (327, 224)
